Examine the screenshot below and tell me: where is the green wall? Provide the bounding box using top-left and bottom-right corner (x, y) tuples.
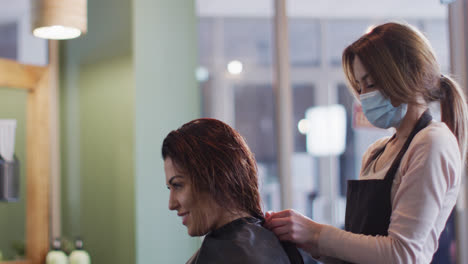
(60, 0), (135, 263)
(0, 89), (27, 260)
(61, 55), (135, 263)
(61, 0), (201, 263)
(1, 0), (200, 263)
(134, 0), (201, 263)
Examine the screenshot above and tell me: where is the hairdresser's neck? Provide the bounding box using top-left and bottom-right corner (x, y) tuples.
(395, 99), (428, 141)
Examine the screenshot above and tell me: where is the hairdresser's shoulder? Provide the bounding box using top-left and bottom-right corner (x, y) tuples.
(413, 121), (458, 149)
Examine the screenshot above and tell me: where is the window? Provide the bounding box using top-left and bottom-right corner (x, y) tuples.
(197, 1), (454, 263)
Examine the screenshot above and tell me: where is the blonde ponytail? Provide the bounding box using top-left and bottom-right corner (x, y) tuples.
(440, 75), (468, 163)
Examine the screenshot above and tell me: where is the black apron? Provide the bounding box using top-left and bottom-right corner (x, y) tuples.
(343, 110), (432, 264)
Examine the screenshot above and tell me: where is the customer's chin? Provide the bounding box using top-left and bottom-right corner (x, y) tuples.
(187, 227), (208, 237)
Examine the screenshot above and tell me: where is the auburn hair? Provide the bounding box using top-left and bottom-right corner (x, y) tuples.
(343, 22), (468, 162)
(162, 118), (264, 219)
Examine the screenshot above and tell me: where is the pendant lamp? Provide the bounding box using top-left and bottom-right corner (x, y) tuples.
(31, 0), (87, 40)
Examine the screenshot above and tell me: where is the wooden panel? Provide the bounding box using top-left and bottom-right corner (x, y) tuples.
(1, 41), (57, 264)
(0, 58), (46, 91)
(0, 261), (32, 264)
(26, 68), (51, 264)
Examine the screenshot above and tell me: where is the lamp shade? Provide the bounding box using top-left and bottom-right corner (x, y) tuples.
(31, 0), (87, 40)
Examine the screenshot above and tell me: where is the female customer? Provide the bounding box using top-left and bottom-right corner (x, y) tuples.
(265, 22), (467, 263)
(162, 118), (303, 264)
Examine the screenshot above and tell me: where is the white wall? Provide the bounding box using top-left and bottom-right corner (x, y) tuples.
(134, 0), (201, 263)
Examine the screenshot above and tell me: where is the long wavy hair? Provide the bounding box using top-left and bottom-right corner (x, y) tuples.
(162, 118), (263, 221)
(343, 22), (468, 162)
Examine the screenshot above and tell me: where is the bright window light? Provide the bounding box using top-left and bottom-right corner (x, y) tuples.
(33, 25), (82, 40)
(365, 25), (376, 34)
(305, 104), (347, 156)
(227, 60), (243, 75)
(298, 119), (310, 134)
(196, 66), (210, 82)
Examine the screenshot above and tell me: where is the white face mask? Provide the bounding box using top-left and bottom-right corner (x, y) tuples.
(359, 90), (408, 129)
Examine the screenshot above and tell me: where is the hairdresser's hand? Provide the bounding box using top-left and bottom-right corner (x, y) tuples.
(264, 209), (323, 256)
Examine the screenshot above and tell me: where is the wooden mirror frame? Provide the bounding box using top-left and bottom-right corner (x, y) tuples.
(0, 40), (59, 264)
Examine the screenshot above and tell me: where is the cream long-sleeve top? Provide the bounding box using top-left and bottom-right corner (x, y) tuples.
(317, 121), (462, 264)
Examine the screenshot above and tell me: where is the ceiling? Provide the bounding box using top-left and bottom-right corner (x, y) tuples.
(0, 0), (447, 26)
(197, 0), (447, 19)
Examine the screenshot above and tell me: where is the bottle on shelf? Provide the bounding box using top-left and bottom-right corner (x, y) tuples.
(46, 238), (68, 264)
(69, 238), (91, 264)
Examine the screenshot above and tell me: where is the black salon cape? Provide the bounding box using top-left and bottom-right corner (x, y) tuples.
(186, 217), (304, 264)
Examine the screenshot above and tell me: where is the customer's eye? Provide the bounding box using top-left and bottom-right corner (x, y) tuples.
(367, 84), (375, 89)
(172, 183), (183, 190)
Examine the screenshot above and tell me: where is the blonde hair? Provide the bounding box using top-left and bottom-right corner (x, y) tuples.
(342, 22), (468, 162)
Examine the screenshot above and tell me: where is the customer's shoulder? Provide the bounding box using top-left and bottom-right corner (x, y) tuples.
(197, 217), (295, 263)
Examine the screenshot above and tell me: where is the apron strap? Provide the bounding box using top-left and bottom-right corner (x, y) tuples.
(364, 134), (396, 170)
(383, 109), (432, 183)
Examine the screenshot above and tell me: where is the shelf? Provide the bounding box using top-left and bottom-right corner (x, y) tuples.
(1, 261), (31, 264)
